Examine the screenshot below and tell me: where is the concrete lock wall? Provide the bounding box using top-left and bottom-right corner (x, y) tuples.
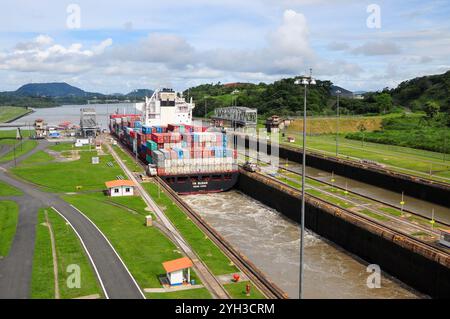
(236, 171), (450, 298)
(243, 136), (449, 207)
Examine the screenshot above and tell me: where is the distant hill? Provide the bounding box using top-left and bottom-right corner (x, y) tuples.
(14, 82), (101, 98)
(330, 85), (353, 98)
(390, 70), (450, 112)
(0, 82), (154, 108)
(125, 89), (154, 98)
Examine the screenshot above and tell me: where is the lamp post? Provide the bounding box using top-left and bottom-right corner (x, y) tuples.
(336, 90), (341, 157)
(294, 69), (316, 299)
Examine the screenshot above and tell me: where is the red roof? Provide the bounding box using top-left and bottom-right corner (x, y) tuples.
(162, 257), (193, 273)
(105, 180), (135, 188)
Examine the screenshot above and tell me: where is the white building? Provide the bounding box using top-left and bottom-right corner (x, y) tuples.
(162, 257), (193, 286)
(105, 180), (135, 197)
(143, 88), (195, 127)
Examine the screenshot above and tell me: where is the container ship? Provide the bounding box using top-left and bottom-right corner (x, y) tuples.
(109, 88), (239, 194)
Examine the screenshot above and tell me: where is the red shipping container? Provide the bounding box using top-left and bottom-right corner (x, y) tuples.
(152, 133), (164, 143)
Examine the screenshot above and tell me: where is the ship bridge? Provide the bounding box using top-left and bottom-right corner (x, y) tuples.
(211, 106), (257, 128)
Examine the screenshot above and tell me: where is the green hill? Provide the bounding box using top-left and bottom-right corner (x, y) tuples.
(390, 70), (450, 113)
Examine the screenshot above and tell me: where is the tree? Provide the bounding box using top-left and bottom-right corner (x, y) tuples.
(424, 101), (440, 119)
(374, 93), (393, 114)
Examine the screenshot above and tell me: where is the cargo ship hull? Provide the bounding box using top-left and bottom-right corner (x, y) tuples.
(161, 172), (239, 194)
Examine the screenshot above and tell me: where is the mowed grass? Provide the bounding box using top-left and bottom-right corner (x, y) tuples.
(12, 151), (123, 192)
(0, 201), (19, 258)
(306, 189), (354, 209)
(280, 134), (450, 182)
(31, 209), (54, 299)
(0, 129), (33, 145)
(113, 144), (141, 172)
(48, 143), (91, 152)
(20, 150), (54, 165)
(145, 288), (212, 299)
(0, 106), (30, 123)
(224, 282), (265, 299)
(143, 182), (238, 276)
(63, 193), (195, 289)
(31, 208), (102, 299)
(0, 140), (38, 163)
(0, 180), (23, 196)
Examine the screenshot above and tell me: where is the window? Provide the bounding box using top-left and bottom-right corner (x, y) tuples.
(114, 188), (119, 193)
(125, 187), (130, 193)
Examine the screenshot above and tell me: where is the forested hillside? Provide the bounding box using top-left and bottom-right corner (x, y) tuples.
(183, 78), (394, 117)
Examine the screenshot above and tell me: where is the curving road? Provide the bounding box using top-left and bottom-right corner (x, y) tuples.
(0, 140), (144, 299)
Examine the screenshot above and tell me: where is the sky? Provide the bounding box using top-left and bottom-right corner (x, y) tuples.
(0, 0), (449, 94)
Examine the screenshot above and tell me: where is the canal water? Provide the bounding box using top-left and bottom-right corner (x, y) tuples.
(183, 191), (423, 299)
(9, 103), (139, 129)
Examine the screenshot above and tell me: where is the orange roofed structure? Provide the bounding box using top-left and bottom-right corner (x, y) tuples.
(162, 257), (193, 286)
(105, 180), (135, 197)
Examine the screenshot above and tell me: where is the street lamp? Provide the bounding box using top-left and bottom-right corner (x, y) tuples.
(294, 69), (316, 299)
(335, 90), (341, 157)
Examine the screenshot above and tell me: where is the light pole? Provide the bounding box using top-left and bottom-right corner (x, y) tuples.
(294, 69), (316, 299)
(336, 90), (341, 157)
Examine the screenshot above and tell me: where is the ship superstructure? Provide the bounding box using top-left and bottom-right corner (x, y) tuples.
(143, 88), (195, 127)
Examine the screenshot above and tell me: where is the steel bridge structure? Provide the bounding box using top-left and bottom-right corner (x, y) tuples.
(211, 106), (257, 127)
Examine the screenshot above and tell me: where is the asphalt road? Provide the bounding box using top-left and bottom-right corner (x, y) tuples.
(0, 140), (145, 299)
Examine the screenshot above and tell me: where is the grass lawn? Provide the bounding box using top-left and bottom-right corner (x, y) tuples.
(0, 130), (33, 145)
(31, 208), (102, 299)
(20, 150), (54, 165)
(63, 193), (198, 288)
(12, 151), (123, 192)
(48, 143), (91, 152)
(0, 180), (23, 196)
(359, 209), (390, 222)
(31, 209), (54, 299)
(113, 144), (141, 172)
(0, 140), (38, 163)
(145, 288), (212, 299)
(306, 189), (354, 209)
(142, 182), (238, 276)
(224, 282), (265, 299)
(0, 201), (19, 258)
(280, 134), (450, 182)
(0, 106), (30, 123)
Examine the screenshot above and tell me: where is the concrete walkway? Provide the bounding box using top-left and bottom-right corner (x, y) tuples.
(107, 141), (231, 299)
(144, 284), (205, 293)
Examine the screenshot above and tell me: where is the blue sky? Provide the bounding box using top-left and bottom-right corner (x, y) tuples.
(0, 0), (449, 93)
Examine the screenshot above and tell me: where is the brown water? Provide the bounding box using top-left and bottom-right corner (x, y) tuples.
(183, 191), (423, 299)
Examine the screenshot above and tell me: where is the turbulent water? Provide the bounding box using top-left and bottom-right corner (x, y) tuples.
(183, 190), (422, 299)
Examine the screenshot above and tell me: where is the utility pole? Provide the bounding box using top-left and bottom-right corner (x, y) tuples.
(294, 69), (316, 299)
(336, 90), (341, 157)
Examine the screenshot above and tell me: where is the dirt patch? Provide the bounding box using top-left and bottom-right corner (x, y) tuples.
(46, 149), (80, 162)
(287, 116), (383, 134)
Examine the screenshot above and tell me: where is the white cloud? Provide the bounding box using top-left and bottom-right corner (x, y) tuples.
(0, 34), (113, 74)
(352, 41), (402, 56)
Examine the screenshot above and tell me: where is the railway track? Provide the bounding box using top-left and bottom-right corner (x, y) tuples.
(111, 135), (288, 299)
(252, 169), (450, 264)
(238, 151), (450, 228)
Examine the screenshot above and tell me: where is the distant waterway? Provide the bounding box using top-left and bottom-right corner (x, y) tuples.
(183, 190), (423, 299)
(8, 103), (140, 129)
